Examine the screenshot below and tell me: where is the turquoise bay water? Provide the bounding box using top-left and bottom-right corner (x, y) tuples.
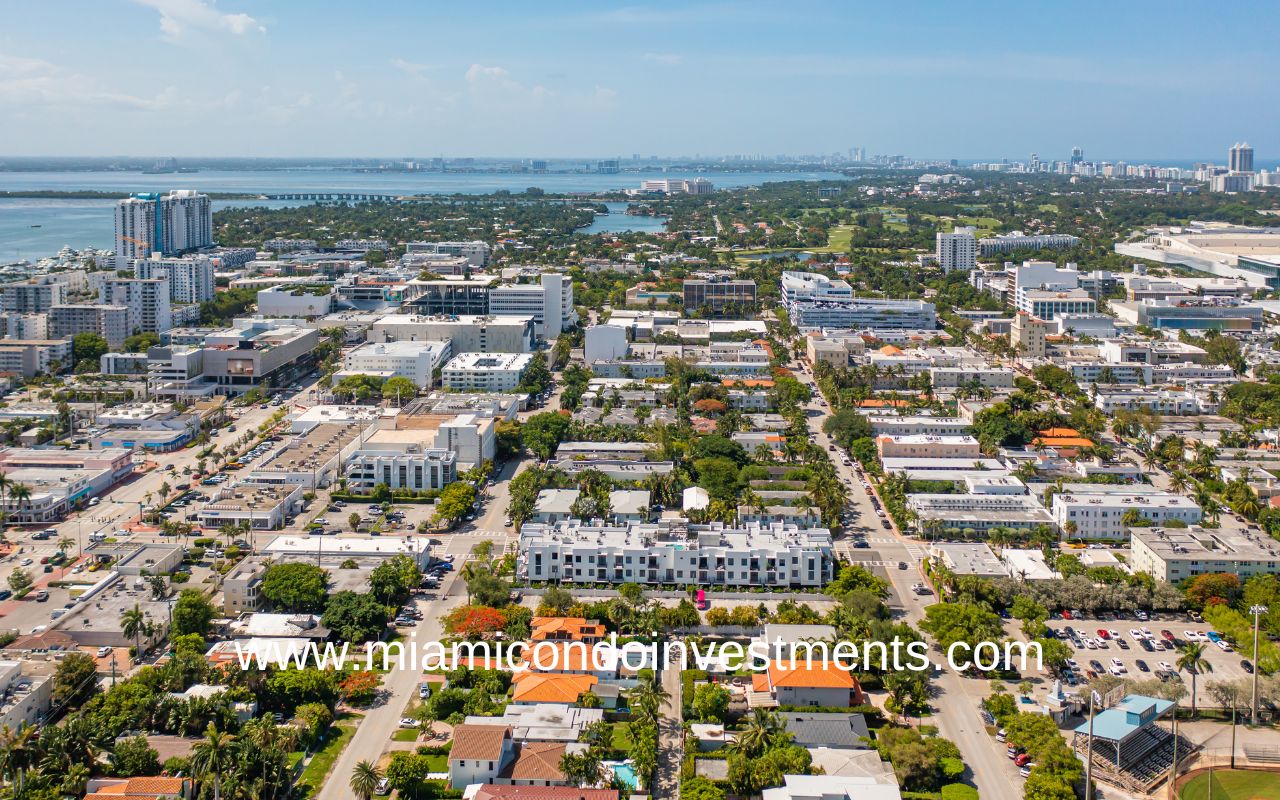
(0, 169), (846, 259)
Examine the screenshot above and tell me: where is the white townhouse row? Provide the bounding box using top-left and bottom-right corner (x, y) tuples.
(518, 520), (834, 588)
(1051, 489), (1202, 540)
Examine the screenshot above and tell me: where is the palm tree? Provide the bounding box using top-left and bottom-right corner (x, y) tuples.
(57, 536), (75, 557)
(1169, 471), (1191, 495)
(735, 708), (783, 757)
(122, 605), (146, 657)
(191, 724), (234, 800)
(0, 473), (11, 533)
(7, 484), (31, 523)
(1177, 642), (1212, 716)
(350, 760), (383, 800)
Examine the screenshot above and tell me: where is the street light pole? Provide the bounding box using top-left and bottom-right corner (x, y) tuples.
(1251, 604), (1268, 726)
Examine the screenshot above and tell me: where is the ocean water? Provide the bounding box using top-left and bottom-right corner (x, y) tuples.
(0, 168), (846, 259)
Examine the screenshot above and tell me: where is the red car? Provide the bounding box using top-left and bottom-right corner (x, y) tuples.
(1096, 629), (1110, 639)
(1061, 610), (1073, 620)
(1014, 753), (1032, 767)
(1160, 629), (1175, 642)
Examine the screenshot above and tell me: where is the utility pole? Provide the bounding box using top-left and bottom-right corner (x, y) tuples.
(1085, 690), (1097, 800)
(1168, 702), (1179, 800)
(1250, 604), (1268, 726)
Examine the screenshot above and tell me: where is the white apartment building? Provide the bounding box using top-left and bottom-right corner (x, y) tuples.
(405, 240), (491, 267)
(0, 282), (66, 314)
(48, 304), (131, 350)
(441, 352), (534, 392)
(368, 314), (535, 354)
(876, 434), (981, 459)
(936, 226), (977, 272)
(518, 521), (835, 588)
(100, 352), (149, 375)
(781, 271), (854, 306)
(429, 413), (496, 466)
(134, 255), (216, 304)
(978, 232), (1080, 256)
(866, 415), (971, 437)
(487, 273), (576, 339)
(342, 340), (452, 388)
(584, 324), (629, 363)
(1020, 290), (1097, 320)
(256, 285), (334, 317)
(344, 436), (458, 492)
(1051, 490), (1202, 539)
(1093, 388), (1216, 415)
(114, 190), (213, 258)
(0, 313), (49, 342)
(929, 366), (1016, 389)
(1130, 526), (1280, 582)
(106, 278), (172, 334)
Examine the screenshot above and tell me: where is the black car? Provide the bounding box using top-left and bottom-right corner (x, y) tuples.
(853, 540), (870, 549)
(898, 561), (908, 570)
(1242, 659), (1255, 674)
(1135, 660), (1150, 672)
(1115, 638), (1129, 650)
(1139, 639), (1154, 652)
(881, 520), (892, 529)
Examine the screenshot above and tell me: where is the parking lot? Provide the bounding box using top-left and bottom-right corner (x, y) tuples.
(1041, 615), (1253, 707)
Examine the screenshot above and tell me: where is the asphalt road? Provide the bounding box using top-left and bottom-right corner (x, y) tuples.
(314, 533), (485, 800)
(794, 362), (1018, 800)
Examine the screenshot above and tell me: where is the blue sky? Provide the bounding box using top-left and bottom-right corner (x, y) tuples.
(2, 0), (1278, 160)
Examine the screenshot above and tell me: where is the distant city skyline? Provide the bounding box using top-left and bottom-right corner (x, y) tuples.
(2, 0), (1278, 159)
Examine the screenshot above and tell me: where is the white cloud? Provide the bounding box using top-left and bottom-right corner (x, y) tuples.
(0, 51), (176, 111)
(392, 58), (432, 79)
(643, 53), (683, 66)
(132, 0), (265, 39)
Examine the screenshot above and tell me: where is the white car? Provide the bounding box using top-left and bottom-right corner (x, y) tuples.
(1141, 628), (1154, 639)
(1183, 630), (1201, 641)
(1108, 629), (1120, 639)
(19, 558), (31, 566)
(399, 718), (418, 729)
(1108, 665), (1126, 676)
(1110, 658), (1125, 669)
(97, 646), (112, 658)
(1065, 658), (1079, 670)
(1158, 661), (1175, 672)
(1129, 629), (1144, 640)
(1084, 639), (1097, 650)
(1216, 640), (1233, 652)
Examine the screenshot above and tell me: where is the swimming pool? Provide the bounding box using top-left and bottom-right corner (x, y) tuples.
(607, 762), (639, 789)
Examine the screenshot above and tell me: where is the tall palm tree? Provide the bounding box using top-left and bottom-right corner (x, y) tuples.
(0, 473), (11, 533)
(7, 484), (31, 523)
(350, 760), (383, 800)
(1176, 642), (1212, 716)
(1169, 471), (1191, 495)
(191, 724), (235, 800)
(122, 605), (146, 657)
(735, 708), (783, 757)
(57, 536), (75, 557)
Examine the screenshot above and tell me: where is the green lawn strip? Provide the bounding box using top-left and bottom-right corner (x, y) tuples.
(1180, 769), (1280, 800)
(293, 716), (361, 796)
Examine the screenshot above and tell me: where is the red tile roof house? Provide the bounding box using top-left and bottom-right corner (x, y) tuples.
(450, 725), (517, 789)
(465, 785), (618, 800)
(84, 776), (192, 799)
(751, 662), (864, 708)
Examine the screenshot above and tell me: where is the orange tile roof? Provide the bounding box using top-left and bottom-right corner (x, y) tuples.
(1034, 437), (1095, 448)
(751, 673), (771, 692)
(85, 776), (189, 797)
(767, 661), (859, 689)
(521, 642), (602, 672)
(450, 725), (512, 761)
(857, 398), (911, 408)
(721, 378), (775, 388)
(511, 672), (598, 703)
(530, 617), (605, 642)
(501, 741), (568, 781)
(878, 345), (904, 356)
(1037, 427), (1082, 438)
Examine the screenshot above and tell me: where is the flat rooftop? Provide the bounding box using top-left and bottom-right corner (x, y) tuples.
(1132, 526), (1280, 562)
(260, 423), (365, 473)
(203, 483), (298, 512)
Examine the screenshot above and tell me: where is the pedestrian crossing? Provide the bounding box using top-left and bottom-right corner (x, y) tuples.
(903, 542), (926, 560)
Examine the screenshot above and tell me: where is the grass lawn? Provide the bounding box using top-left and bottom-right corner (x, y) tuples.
(392, 728), (420, 742)
(611, 723), (635, 752)
(1181, 769), (1280, 800)
(423, 754), (448, 772)
(293, 719), (360, 798)
(1038, 203), (1060, 213)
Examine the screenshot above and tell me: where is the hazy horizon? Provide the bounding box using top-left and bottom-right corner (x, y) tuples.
(3, 0), (1278, 161)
